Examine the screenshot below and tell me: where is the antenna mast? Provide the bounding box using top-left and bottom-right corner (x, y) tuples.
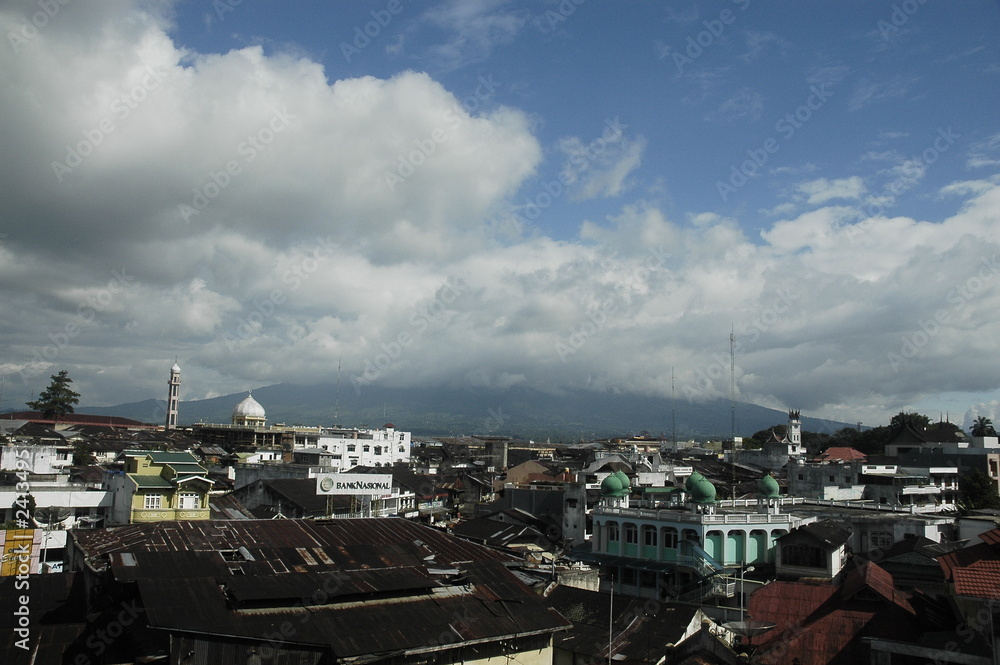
(334, 357), (342, 425)
(730, 327), (736, 443)
(671, 367), (676, 449)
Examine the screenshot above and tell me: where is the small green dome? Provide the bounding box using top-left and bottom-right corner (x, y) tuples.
(690, 477), (717, 504)
(600, 473), (626, 497)
(685, 471), (705, 493)
(758, 474), (780, 499)
(613, 470), (631, 492)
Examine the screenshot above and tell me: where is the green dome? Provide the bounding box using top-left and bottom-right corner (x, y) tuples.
(613, 470), (631, 492)
(684, 471), (705, 493)
(689, 477), (717, 504)
(600, 473), (626, 498)
(758, 474), (780, 499)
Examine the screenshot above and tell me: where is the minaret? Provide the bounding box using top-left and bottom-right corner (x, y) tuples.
(165, 362), (181, 430)
(787, 410), (801, 448)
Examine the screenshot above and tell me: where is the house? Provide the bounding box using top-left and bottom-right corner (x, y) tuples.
(936, 527), (1000, 663)
(748, 560), (924, 665)
(774, 519), (852, 579)
(105, 450), (213, 524)
(546, 584), (727, 665)
(67, 518), (572, 664)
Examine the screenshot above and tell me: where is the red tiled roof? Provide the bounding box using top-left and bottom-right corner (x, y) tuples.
(749, 562), (920, 665)
(814, 446), (867, 462)
(840, 560), (914, 614)
(953, 561), (1000, 600)
(979, 527), (1000, 547)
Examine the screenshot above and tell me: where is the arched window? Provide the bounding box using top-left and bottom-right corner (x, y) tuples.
(662, 527), (678, 548)
(642, 525), (657, 547)
(607, 522), (620, 541)
(624, 523), (638, 545)
(682, 529), (700, 545)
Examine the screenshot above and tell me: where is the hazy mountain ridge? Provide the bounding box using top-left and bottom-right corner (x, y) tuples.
(74, 383), (852, 442)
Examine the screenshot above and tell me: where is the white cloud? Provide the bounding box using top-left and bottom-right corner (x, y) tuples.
(4, 0), (1000, 431)
(795, 176), (867, 205)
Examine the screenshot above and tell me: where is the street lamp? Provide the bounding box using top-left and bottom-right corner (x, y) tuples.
(740, 565), (756, 617)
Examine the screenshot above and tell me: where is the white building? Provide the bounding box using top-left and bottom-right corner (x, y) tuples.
(297, 425), (412, 471)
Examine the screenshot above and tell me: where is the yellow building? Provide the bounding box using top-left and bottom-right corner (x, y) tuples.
(107, 451), (213, 524)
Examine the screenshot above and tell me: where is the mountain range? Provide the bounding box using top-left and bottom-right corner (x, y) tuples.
(73, 383), (854, 442)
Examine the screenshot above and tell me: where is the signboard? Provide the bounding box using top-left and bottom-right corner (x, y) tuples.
(316, 473), (393, 496)
(0, 529), (41, 577)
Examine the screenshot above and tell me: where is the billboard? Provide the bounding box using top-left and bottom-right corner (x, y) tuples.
(316, 473), (393, 496)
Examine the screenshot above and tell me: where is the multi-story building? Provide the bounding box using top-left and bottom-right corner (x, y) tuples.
(588, 471), (809, 601)
(106, 450), (213, 524)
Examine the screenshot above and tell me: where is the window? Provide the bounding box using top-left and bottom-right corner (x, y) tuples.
(178, 493), (200, 510)
(643, 525), (657, 547)
(347, 444), (356, 452)
(662, 527), (678, 548)
(398, 446), (405, 453)
(143, 495), (161, 509)
(829, 475), (835, 482)
(782, 544), (824, 568)
(624, 523), (638, 545)
(870, 531), (893, 549)
(607, 522), (620, 541)
(374, 446), (382, 455)
(798, 474), (804, 480)
(363, 445), (370, 453)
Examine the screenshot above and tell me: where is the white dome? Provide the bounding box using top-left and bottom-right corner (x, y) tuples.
(171, 362), (181, 372)
(232, 392), (265, 419)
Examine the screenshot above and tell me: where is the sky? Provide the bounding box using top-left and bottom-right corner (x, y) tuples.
(1, 0), (1000, 432)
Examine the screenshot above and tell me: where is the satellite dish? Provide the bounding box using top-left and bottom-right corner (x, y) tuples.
(34, 506), (71, 526)
(722, 621), (776, 637)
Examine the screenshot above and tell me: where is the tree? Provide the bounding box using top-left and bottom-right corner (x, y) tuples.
(890, 411), (931, 430)
(959, 469), (1000, 511)
(971, 416), (996, 437)
(26, 370), (80, 420)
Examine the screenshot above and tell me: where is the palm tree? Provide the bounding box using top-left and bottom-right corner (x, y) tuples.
(971, 416), (996, 437)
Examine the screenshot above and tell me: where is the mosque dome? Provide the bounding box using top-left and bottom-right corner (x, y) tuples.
(689, 476), (717, 504)
(233, 392), (266, 420)
(171, 362), (181, 372)
(758, 473), (781, 499)
(600, 473), (625, 497)
(685, 471), (705, 494)
(613, 470), (631, 493)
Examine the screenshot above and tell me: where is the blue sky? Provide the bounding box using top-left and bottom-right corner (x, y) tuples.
(2, 0), (1000, 432)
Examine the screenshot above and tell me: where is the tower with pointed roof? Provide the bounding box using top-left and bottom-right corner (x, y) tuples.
(165, 362), (181, 430)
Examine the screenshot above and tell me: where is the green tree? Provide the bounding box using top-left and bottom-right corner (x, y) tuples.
(890, 411), (931, 430)
(26, 370), (80, 420)
(959, 469), (1000, 511)
(971, 416), (996, 437)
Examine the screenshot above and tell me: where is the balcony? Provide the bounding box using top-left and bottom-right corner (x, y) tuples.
(131, 508), (210, 523)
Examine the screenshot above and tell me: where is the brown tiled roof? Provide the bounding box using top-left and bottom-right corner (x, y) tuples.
(814, 446), (867, 462)
(749, 561), (920, 665)
(952, 561), (1000, 600)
